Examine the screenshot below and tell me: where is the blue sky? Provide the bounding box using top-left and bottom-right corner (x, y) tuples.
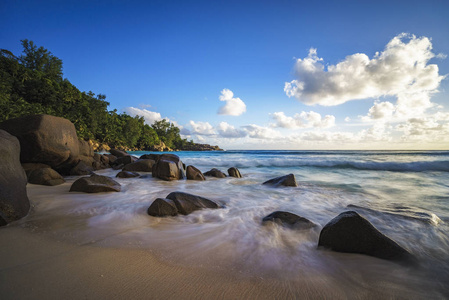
(1, 0), (449, 149)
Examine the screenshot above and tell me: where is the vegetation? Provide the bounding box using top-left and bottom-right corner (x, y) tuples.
(0, 40), (196, 150)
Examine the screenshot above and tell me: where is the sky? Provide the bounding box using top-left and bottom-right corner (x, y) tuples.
(1, 0), (449, 150)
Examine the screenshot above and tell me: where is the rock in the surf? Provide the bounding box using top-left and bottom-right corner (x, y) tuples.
(70, 174), (121, 193)
(0, 130), (30, 225)
(123, 159), (155, 172)
(318, 211), (415, 263)
(204, 168), (227, 178)
(116, 171), (140, 178)
(186, 165), (206, 181)
(262, 211), (316, 230)
(28, 167), (65, 186)
(152, 154), (185, 181)
(109, 149), (129, 158)
(69, 161), (94, 176)
(262, 174), (297, 187)
(166, 191), (220, 215)
(147, 198), (179, 217)
(228, 167), (242, 178)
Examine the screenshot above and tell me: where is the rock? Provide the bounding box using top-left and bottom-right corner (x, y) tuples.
(69, 161), (94, 176)
(140, 154), (161, 161)
(106, 154), (117, 166)
(152, 141), (172, 152)
(21, 163), (51, 178)
(123, 159), (155, 172)
(28, 168), (65, 186)
(186, 165), (206, 181)
(0, 130), (30, 225)
(116, 171), (140, 178)
(263, 174), (297, 187)
(262, 211), (316, 230)
(318, 211), (415, 263)
(228, 167), (242, 178)
(147, 198), (178, 217)
(0, 114), (80, 173)
(99, 154), (109, 166)
(204, 168), (227, 178)
(179, 143), (223, 151)
(113, 155), (136, 167)
(78, 139), (94, 157)
(166, 191), (220, 215)
(152, 154), (185, 181)
(69, 174), (121, 193)
(109, 149), (129, 158)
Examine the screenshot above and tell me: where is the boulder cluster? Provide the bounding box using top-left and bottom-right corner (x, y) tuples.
(0, 114), (417, 265)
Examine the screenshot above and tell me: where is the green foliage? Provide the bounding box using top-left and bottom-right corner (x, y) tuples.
(0, 40), (186, 150)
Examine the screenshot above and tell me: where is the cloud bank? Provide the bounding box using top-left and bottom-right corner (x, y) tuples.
(284, 33), (445, 109)
(270, 111), (335, 129)
(217, 89), (247, 116)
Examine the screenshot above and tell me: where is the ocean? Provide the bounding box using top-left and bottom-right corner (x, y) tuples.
(22, 150), (449, 297)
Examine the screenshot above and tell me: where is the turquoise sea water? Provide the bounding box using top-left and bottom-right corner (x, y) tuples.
(23, 150), (449, 297)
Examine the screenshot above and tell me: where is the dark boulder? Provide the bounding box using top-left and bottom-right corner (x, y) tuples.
(69, 161), (94, 176)
(262, 211), (316, 230)
(318, 211), (415, 263)
(0, 114), (80, 173)
(0, 130), (30, 225)
(152, 154), (185, 181)
(186, 165), (206, 181)
(116, 171), (140, 178)
(147, 198), (178, 217)
(263, 174), (297, 187)
(140, 154), (161, 161)
(28, 168), (65, 186)
(106, 154), (117, 166)
(166, 191), (220, 215)
(109, 149), (129, 158)
(228, 167), (242, 178)
(69, 174), (121, 193)
(114, 155), (136, 167)
(21, 163), (51, 178)
(123, 159), (155, 172)
(204, 168), (227, 178)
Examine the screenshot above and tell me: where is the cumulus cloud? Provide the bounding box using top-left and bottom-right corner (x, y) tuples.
(217, 89), (247, 116)
(242, 124), (282, 139)
(216, 122), (247, 138)
(285, 33), (446, 109)
(270, 111), (335, 129)
(123, 107), (163, 124)
(189, 120), (216, 135)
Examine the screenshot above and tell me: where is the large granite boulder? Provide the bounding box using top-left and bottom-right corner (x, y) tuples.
(109, 149), (129, 158)
(186, 165), (205, 181)
(263, 174), (298, 187)
(69, 161), (94, 176)
(78, 139), (95, 169)
(0, 130), (30, 225)
(318, 211), (415, 263)
(165, 191), (220, 215)
(152, 154), (185, 181)
(0, 114), (80, 173)
(262, 211), (316, 230)
(204, 168), (227, 178)
(113, 155), (136, 167)
(69, 174), (121, 193)
(21, 163), (52, 177)
(147, 198), (179, 217)
(123, 159), (155, 172)
(140, 154), (161, 161)
(28, 168), (65, 186)
(228, 167), (242, 178)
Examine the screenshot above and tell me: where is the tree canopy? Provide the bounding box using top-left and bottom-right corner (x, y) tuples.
(0, 40), (190, 150)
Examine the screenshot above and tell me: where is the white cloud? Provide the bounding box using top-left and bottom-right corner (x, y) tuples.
(285, 33), (446, 108)
(217, 89), (247, 116)
(123, 107), (163, 124)
(189, 120), (216, 136)
(270, 111), (335, 129)
(216, 122), (247, 138)
(242, 124), (282, 139)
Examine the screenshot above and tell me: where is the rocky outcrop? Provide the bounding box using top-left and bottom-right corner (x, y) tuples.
(28, 168), (65, 186)
(148, 191), (221, 217)
(180, 143), (223, 151)
(69, 174), (121, 193)
(228, 167), (242, 178)
(123, 159), (155, 172)
(0, 114), (80, 174)
(0, 130), (30, 225)
(318, 211), (415, 263)
(204, 168), (227, 178)
(116, 171), (140, 178)
(152, 154), (185, 181)
(186, 165), (205, 181)
(262, 211), (316, 230)
(262, 174), (297, 187)
(151, 141), (172, 152)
